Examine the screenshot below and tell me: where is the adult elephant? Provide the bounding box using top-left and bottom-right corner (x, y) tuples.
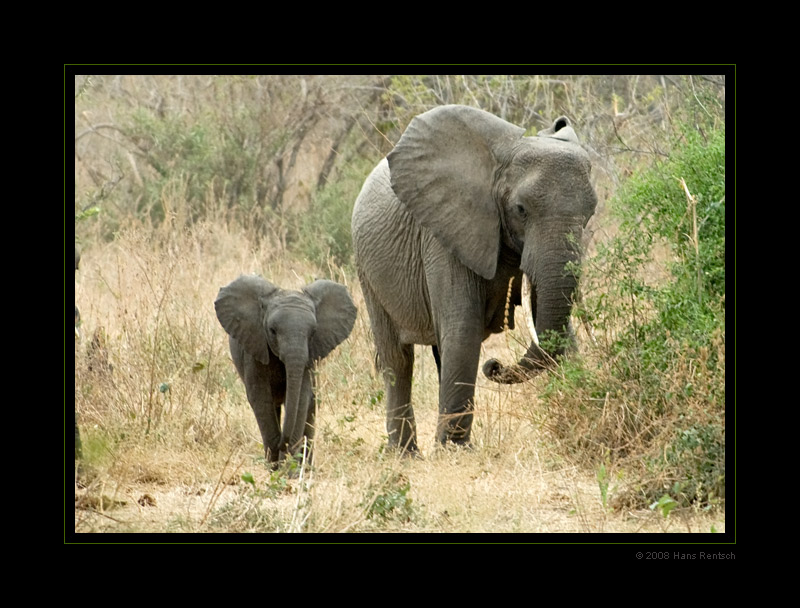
(351, 104), (597, 453)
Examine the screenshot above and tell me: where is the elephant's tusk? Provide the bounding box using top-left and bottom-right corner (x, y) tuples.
(521, 274), (539, 346)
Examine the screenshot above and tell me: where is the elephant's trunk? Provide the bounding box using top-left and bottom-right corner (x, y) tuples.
(484, 224), (581, 384)
(281, 355), (312, 460)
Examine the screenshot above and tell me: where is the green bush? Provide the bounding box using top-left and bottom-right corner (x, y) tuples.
(545, 122), (726, 508)
(76, 76), (361, 241)
(125, 105), (271, 226)
(292, 157), (375, 269)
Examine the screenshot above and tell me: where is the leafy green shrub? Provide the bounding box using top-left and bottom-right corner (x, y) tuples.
(362, 470), (416, 524)
(543, 122), (726, 508)
(75, 76), (353, 241)
(124, 104), (271, 228)
(292, 157), (374, 269)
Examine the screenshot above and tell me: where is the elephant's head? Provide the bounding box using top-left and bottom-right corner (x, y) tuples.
(386, 105), (597, 382)
(214, 275), (357, 455)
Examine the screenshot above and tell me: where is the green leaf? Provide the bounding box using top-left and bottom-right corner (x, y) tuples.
(650, 494), (678, 518)
(76, 206), (101, 222)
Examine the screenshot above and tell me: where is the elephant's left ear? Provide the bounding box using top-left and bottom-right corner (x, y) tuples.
(215, 275), (278, 364)
(304, 280), (357, 362)
(387, 104), (525, 280)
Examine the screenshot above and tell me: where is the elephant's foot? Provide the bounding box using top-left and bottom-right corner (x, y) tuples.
(386, 434), (420, 457)
(264, 449), (312, 478)
(264, 445), (282, 465)
(436, 412), (474, 446)
(275, 441), (313, 475)
(386, 412), (419, 456)
(385, 444), (422, 461)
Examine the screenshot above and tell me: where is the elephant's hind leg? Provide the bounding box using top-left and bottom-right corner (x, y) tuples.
(383, 343), (417, 453)
(361, 283), (418, 454)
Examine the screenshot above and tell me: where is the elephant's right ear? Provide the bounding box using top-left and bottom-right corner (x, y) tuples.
(387, 104), (525, 280)
(304, 280), (357, 362)
(214, 275), (279, 365)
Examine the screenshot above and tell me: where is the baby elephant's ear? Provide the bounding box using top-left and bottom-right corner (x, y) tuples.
(215, 275), (279, 364)
(304, 280), (357, 362)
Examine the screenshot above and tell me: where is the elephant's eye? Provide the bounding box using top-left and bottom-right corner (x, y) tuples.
(269, 327), (277, 337)
(515, 204), (527, 219)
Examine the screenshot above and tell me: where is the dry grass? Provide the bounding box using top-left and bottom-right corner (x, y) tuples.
(72, 221), (724, 536)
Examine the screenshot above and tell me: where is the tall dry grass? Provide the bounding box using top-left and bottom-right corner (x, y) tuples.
(72, 213), (723, 534)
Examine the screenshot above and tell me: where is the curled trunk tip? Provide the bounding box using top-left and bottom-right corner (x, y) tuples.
(482, 353), (552, 384)
(483, 273), (567, 384)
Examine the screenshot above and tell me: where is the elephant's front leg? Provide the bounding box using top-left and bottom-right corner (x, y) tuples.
(241, 357), (283, 463)
(436, 327), (483, 446)
(360, 281), (419, 454)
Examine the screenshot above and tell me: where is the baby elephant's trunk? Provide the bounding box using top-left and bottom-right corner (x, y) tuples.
(282, 357), (313, 460)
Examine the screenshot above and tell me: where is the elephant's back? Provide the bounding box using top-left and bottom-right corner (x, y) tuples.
(352, 159), (421, 268)
(352, 159), (400, 237)
(352, 159), (435, 344)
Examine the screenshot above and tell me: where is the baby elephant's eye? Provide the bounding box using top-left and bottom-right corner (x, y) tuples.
(269, 327), (277, 337)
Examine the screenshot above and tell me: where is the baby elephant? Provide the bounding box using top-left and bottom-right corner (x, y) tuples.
(215, 275), (357, 466)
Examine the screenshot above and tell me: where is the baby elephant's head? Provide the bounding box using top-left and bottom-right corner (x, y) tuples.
(215, 274), (357, 369)
(264, 292), (319, 368)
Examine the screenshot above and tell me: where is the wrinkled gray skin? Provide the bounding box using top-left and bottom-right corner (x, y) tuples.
(75, 244), (82, 460)
(352, 105), (597, 453)
(215, 275), (356, 465)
